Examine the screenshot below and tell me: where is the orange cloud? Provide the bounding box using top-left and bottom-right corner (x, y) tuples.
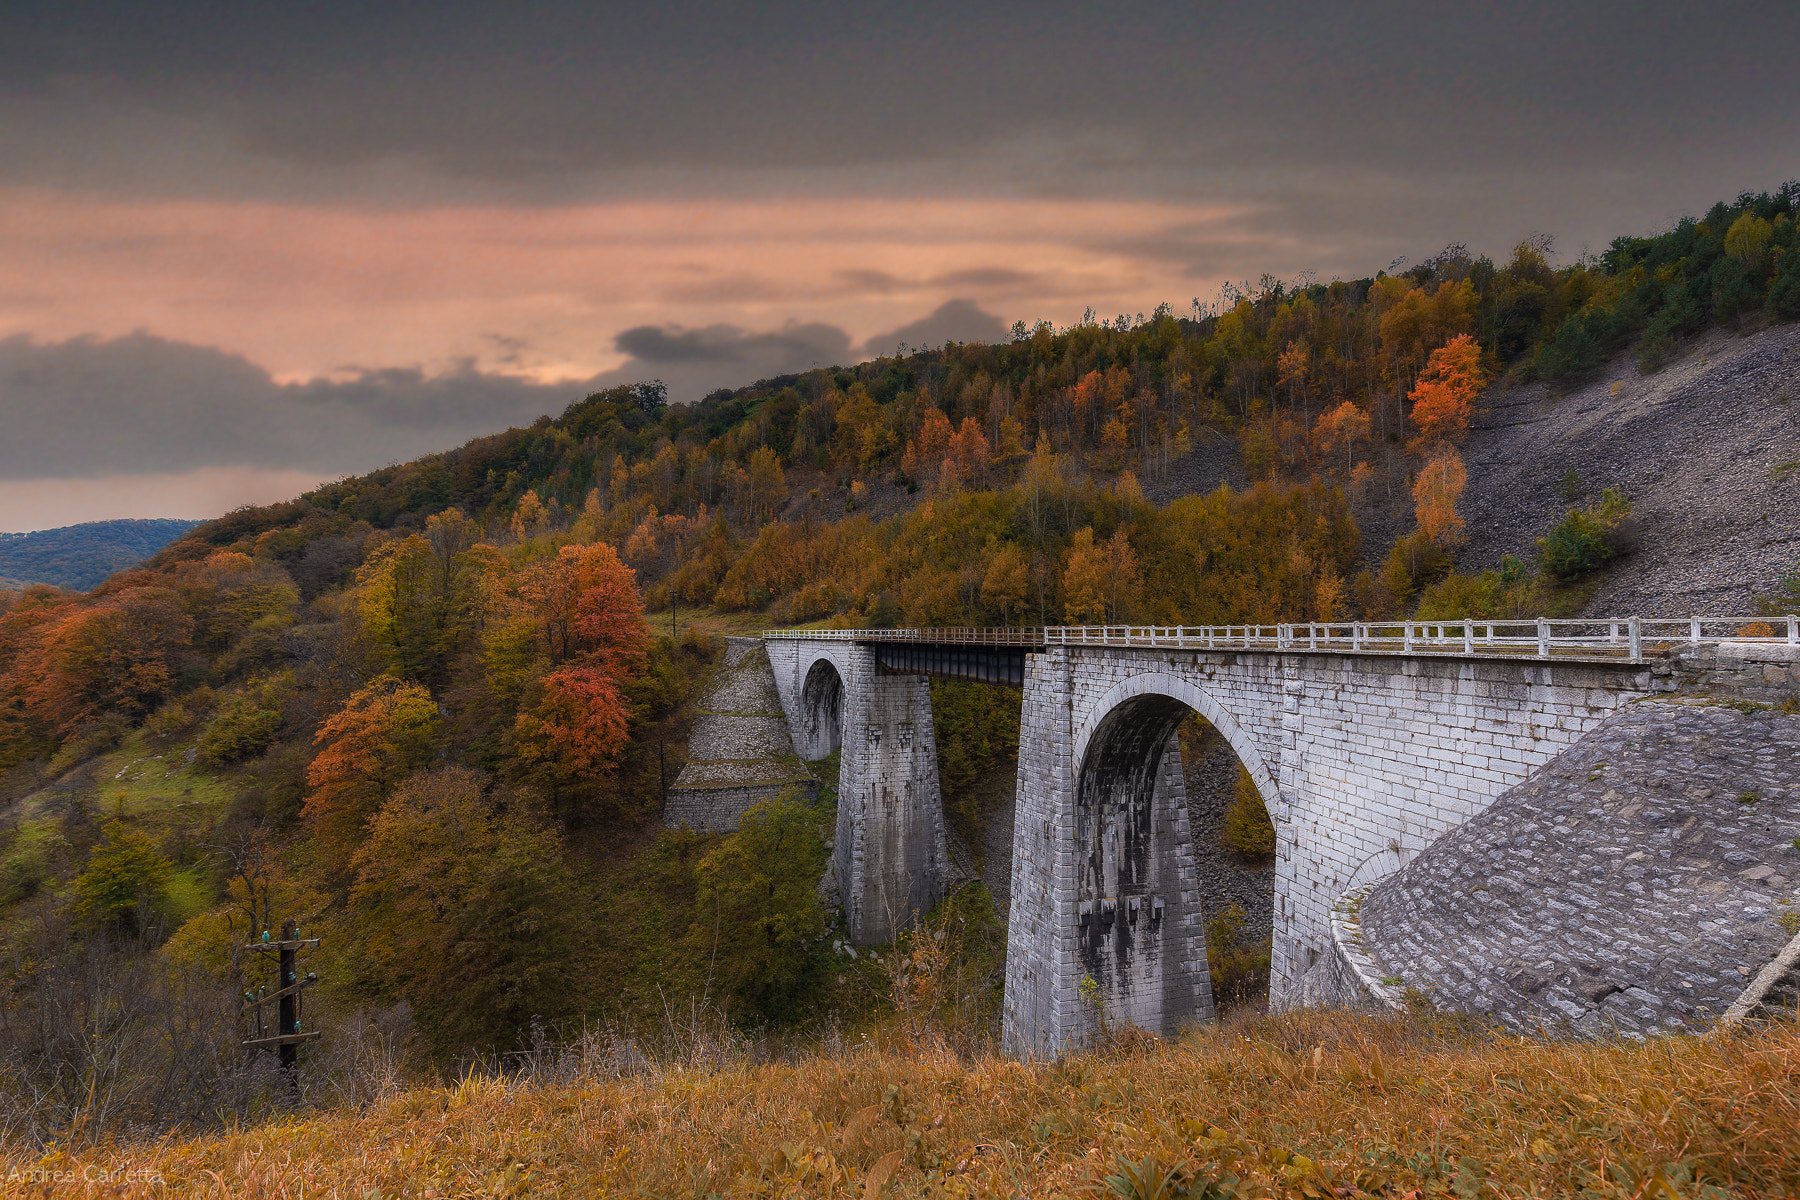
(0, 188), (1256, 382)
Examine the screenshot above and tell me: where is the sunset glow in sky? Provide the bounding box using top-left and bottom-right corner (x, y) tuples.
(3, 1), (1797, 529)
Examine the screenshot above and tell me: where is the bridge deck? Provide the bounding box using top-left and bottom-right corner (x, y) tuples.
(765, 616), (1797, 665)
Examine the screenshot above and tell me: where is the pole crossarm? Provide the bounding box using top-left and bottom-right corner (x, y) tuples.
(244, 938), (322, 954)
(763, 615), (1798, 665)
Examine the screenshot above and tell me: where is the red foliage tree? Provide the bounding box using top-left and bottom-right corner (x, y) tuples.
(512, 542), (649, 775)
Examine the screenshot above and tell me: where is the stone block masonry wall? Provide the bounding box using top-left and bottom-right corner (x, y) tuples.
(1003, 647), (1078, 1058)
(1674, 641), (1800, 706)
(766, 639), (948, 946)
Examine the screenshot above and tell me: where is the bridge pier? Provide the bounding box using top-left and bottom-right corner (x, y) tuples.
(766, 640), (948, 946)
(1002, 647), (1217, 1056)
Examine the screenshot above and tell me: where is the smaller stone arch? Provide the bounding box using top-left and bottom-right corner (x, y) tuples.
(1342, 844), (1416, 893)
(1072, 670), (1281, 811)
(795, 650), (850, 761)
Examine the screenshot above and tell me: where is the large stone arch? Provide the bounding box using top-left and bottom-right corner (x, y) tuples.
(1072, 669), (1281, 810)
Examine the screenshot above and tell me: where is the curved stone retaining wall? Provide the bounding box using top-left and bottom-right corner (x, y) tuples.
(1356, 700), (1800, 1036)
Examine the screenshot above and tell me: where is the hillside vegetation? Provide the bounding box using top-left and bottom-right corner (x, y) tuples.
(5, 1011), (1793, 1198)
(2, 186), (1799, 1149)
(0, 518), (200, 591)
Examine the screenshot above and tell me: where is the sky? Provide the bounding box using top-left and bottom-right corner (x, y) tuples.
(2, 1), (1797, 531)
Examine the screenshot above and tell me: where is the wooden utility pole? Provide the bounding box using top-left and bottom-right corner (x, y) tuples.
(243, 918), (321, 1094)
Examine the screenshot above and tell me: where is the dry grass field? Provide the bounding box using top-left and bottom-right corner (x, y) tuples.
(4, 1009), (1795, 1199)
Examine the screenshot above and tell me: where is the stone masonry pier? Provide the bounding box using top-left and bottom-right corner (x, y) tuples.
(764, 638), (949, 947)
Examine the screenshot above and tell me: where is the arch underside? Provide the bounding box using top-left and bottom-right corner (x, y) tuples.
(1073, 670), (1281, 816)
(1074, 693), (1214, 1035)
(798, 654), (846, 761)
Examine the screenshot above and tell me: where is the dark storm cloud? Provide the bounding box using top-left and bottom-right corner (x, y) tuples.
(603, 322), (853, 396)
(613, 323), (849, 367)
(0, 314), (901, 480)
(0, 333), (580, 480)
(858, 301), (1009, 357)
(4, 2), (1795, 204)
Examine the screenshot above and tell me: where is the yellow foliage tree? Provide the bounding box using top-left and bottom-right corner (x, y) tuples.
(1414, 449), (1469, 546)
(1062, 528), (1109, 624)
(980, 544), (1031, 624)
(1312, 400), (1372, 478)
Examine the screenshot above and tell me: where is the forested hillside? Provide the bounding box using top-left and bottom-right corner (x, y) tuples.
(0, 518), (200, 591)
(2, 185), (1797, 1141)
(139, 184), (1800, 627)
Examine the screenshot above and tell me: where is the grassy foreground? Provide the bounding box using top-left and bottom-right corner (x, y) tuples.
(5, 1011), (1795, 1199)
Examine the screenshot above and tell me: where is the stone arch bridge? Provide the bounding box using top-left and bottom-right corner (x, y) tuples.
(762, 618), (1796, 1057)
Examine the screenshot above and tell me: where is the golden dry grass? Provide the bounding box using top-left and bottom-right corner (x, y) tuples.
(5, 1011), (1796, 1199)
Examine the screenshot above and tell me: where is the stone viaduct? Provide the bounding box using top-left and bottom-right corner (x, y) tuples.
(761, 619), (1798, 1058)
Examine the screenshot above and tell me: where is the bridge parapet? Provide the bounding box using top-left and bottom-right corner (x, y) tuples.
(766, 616), (1797, 664)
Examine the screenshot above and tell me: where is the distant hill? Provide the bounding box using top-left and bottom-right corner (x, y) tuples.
(0, 518), (203, 591)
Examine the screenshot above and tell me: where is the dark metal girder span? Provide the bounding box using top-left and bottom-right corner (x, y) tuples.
(870, 641), (1030, 686)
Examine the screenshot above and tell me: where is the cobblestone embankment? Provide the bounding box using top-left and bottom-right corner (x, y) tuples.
(1357, 700), (1800, 1037)
(665, 637), (817, 833)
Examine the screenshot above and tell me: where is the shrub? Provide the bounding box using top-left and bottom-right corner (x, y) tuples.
(1205, 902), (1271, 1009)
(1757, 560), (1800, 616)
(0, 847), (49, 907)
(1223, 766), (1275, 861)
(196, 696), (282, 765)
(73, 820), (172, 930)
(1539, 487), (1634, 583)
(1769, 269), (1800, 321)
(1539, 511), (1609, 581)
(1381, 531), (1451, 605)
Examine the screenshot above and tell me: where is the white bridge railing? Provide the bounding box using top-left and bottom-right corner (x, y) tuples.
(1042, 617), (1797, 662)
(765, 616), (1799, 663)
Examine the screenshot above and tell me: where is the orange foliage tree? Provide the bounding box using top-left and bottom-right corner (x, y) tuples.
(23, 586), (193, 738)
(512, 542), (649, 775)
(0, 587), (73, 764)
(1407, 333), (1485, 451)
(303, 676), (442, 860)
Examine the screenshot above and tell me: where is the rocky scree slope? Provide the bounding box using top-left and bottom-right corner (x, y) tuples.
(1456, 322), (1800, 616)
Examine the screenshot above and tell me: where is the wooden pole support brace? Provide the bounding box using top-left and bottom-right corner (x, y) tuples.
(241, 1031), (324, 1049)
